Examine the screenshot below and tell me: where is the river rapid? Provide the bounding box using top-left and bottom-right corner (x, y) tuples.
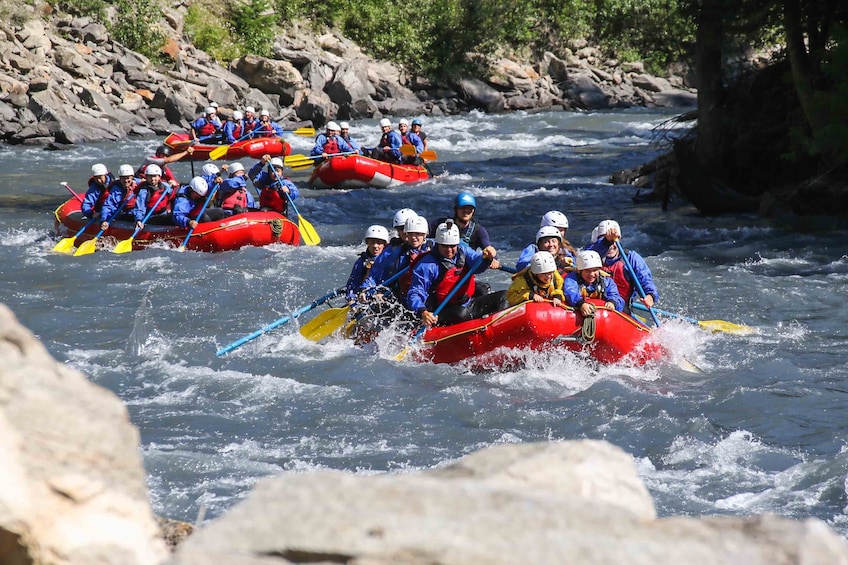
(2, 108), (848, 535)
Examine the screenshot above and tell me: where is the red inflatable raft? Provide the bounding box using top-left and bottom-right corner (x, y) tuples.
(162, 133), (291, 162)
(307, 154), (430, 189)
(53, 198), (300, 252)
(413, 301), (664, 369)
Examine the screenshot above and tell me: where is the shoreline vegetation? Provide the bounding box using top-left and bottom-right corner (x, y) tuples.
(1, 0), (845, 217)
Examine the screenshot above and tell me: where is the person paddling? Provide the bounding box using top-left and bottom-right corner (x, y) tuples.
(191, 106), (223, 143)
(81, 163), (114, 221)
(100, 164), (146, 232)
(310, 121), (355, 162)
(345, 225), (390, 304)
(587, 219), (659, 313)
(406, 220), (506, 328)
(171, 177), (227, 229)
(248, 154), (299, 214)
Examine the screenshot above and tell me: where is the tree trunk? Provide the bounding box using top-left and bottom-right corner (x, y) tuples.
(694, 0), (725, 170)
(783, 0), (827, 147)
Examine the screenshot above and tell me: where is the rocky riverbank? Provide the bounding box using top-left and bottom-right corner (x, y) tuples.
(3, 302), (848, 563)
(0, 2), (695, 147)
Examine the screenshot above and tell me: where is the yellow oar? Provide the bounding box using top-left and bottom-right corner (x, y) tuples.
(73, 196), (132, 256)
(284, 151), (357, 167)
(631, 303), (755, 335)
(269, 166), (320, 245)
(299, 307), (350, 341)
(113, 187), (173, 254)
(53, 215), (99, 253)
(398, 145), (438, 161)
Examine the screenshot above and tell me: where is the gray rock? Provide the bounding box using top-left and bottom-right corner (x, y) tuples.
(171, 441), (848, 565)
(566, 72), (610, 109)
(631, 73), (673, 92)
(456, 77), (506, 113)
(231, 55), (304, 105)
(0, 303), (168, 564)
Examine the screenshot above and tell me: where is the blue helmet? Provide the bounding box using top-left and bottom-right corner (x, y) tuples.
(412, 118), (423, 126)
(455, 192), (476, 208)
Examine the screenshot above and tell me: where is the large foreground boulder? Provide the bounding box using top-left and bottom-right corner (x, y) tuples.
(172, 441), (848, 565)
(0, 304), (167, 564)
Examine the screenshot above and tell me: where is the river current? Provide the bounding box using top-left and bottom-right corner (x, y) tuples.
(2, 108), (848, 535)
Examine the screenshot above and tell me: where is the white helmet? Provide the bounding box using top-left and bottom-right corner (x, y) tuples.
(398, 118), (409, 126)
(576, 250), (602, 271)
(205, 106), (216, 115)
(244, 106), (256, 114)
(260, 109), (270, 117)
(364, 224), (390, 243)
(405, 215), (428, 235)
(379, 118), (391, 128)
(393, 208), (417, 228)
(530, 251), (557, 274)
(232, 110), (243, 120)
(536, 225), (562, 243)
(91, 163), (108, 176)
(593, 219), (621, 242)
(340, 121), (350, 129)
(541, 210), (569, 229)
(269, 157), (284, 169)
(326, 121), (340, 131)
(435, 221), (460, 245)
(229, 162), (245, 174)
(189, 176), (209, 197)
(202, 163), (219, 176)
(118, 164), (134, 177)
(145, 164), (162, 176)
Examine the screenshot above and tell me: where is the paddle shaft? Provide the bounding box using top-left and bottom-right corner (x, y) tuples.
(93, 194), (132, 237)
(217, 288), (343, 356)
(284, 151), (358, 166)
(209, 130), (255, 160)
(615, 240), (660, 327)
(269, 165), (320, 245)
(124, 188), (172, 239)
(178, 185), (219, 250)
(301, 266), (411, 342)
(61, 182), (84, 203)
(409, 256), (485, 343)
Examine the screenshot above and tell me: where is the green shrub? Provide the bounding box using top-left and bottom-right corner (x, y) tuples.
(55, 0), (107, 21)
(231, 0), (277, 57)
(185, 4), (243, 62)
(110, 0), (164, 60)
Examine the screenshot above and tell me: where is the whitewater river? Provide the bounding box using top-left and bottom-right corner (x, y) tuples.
(2, 108), (848, 535)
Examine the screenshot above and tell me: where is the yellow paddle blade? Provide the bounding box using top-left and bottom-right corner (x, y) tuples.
(112, 237), (134, 254)
(72, 238), (97, 256)
(698, 320), (756, 335)
(284, 154), (313, 166)
(300, 307), (350, 341)
(297, 215), (320, 246)
(52, 237), (77, 253)
(398, 146), (438, 161)
(209, 144), (230, 160)
(289, 161), (315, 171)
(292, 127), (316, 136)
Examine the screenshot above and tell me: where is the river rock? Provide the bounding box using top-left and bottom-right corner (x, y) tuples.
(0, 303), (167, 564)
(171, 440), (848, 564)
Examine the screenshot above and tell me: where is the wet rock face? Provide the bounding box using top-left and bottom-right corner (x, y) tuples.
(0, 12), (695, 147)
